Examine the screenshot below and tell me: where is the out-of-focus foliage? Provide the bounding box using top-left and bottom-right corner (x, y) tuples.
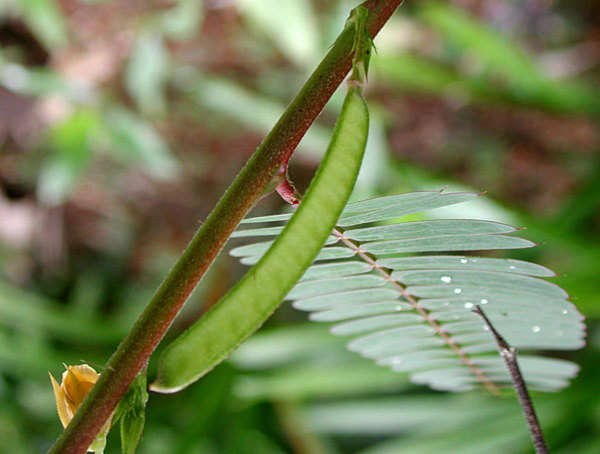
(0, 0), (598, 453)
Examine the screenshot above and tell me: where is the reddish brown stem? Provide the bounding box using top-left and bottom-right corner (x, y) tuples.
(49, 2), (403, 452)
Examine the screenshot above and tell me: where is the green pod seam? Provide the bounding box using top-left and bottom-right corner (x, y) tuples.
(151, 85), (369, 393)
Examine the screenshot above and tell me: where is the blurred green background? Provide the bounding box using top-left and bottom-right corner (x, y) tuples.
(1, 0), (599, 452)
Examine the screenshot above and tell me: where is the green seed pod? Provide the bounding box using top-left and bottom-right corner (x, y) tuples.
(151, 85), (369, 393)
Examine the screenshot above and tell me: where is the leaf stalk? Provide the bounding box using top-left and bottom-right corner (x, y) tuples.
(473, 306), (549, 454)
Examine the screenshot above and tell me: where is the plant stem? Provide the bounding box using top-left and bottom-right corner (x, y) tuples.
(48, 1), (403, 452)
(473, 306), (549, 454)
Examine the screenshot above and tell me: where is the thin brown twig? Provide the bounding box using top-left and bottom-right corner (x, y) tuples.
(473, 306), (549, 454)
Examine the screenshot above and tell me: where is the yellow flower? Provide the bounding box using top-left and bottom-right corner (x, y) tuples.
(49, 364), (99, 428)
(49, 364), (110, 452)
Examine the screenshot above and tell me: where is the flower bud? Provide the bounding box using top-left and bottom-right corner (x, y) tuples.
(49, 364), (109, 452)
(49, 364), (99, 428)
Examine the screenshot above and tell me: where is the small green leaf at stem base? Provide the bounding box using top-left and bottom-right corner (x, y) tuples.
(114, 373), (148, 454)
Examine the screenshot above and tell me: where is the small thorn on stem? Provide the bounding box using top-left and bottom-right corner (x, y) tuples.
(275, 163), (301, 206)
(472, 306), (549, 454)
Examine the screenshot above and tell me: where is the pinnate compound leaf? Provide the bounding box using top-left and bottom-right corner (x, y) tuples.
(232, 190), (585, 392)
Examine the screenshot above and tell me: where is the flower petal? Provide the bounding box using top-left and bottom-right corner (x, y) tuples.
(49, 372), (70, 428)
(63, 365), (98, 407)
(69, 365), (99, 384)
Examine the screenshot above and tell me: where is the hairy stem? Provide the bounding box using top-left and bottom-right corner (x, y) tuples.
(49, 1), (403, 452)
(473, 306), (549, 454)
